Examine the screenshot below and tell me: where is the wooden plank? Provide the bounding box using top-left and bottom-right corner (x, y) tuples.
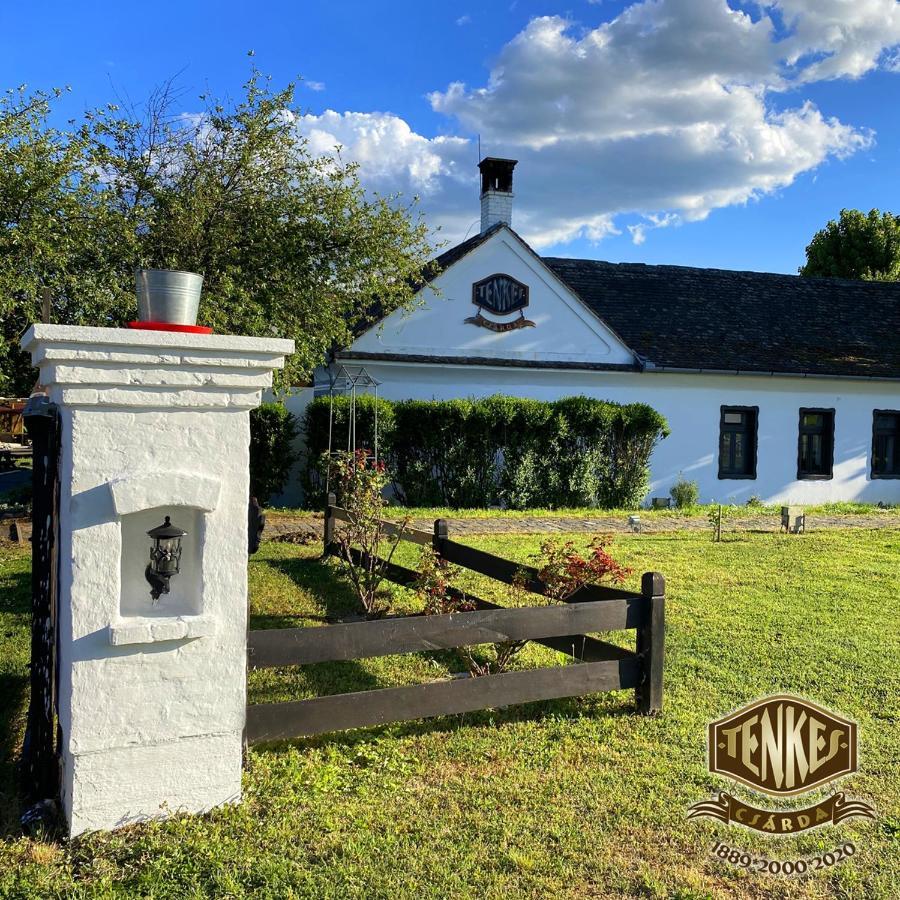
(439, 539), (639, 602)
(246, 657), (640, 742)
(535, 633), (633, 662)
(339, 546), (418, 586)
(328, 508), (640, 601)
(13, 519), (32, 545)
(327, 506), (434, 546)
(344, 545), (640, 607)
(311, 547), (643, 663)
(330, 505), (350, 523)
(377, 519), (433, 546)
(636, 572), (665, 715)
(467, 597), (635, 662)
(249, 598), (641, 668)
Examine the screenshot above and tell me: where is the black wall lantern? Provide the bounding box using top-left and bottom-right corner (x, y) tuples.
(145, 515), (187, 602)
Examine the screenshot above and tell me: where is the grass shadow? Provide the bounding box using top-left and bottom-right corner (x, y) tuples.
(250, 552), (395, 700)
(267, 555), (361, 622)
(0, 565), (31, 834)
(254, 689), (638, 755)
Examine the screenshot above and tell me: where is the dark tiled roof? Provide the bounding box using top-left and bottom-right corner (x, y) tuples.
(543, 258), (900, 379)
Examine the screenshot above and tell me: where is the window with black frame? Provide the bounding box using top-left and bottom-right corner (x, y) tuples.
(797, 409), (834, 479)
(718, 406), (758, 479)
(872, 410), (900, 478)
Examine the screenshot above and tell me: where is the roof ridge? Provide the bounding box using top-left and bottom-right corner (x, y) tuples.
(542, 256), (900, 288)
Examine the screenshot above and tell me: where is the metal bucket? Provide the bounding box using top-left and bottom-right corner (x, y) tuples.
(135, 269), (203, 325)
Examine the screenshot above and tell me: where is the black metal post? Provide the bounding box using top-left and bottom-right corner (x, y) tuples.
(636, 571), (665, 715)
(21, 396), (60, 802)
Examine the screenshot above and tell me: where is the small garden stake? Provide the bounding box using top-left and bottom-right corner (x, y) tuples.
(708, 504), (723, 542)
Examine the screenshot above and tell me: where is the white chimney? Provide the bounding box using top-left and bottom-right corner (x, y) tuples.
(479, 157), (517, 233)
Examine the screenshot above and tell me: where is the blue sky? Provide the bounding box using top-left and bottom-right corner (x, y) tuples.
(3, 0), (900, 273)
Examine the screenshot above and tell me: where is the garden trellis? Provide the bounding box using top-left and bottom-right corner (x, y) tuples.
(325, 364), (380, 494)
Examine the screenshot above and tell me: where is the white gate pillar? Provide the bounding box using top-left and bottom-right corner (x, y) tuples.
(21, 324), (294, 837)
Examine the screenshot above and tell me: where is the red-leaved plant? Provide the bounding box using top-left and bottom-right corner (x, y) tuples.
(414, 546), (523, 676)
(331, 449), (408, 618)
(414, 546), (476, 616)
(413, 536), (630, 675)
(533, 536), (631, 602)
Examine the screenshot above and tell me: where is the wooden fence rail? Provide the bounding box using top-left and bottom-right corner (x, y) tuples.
(245, 498), (664, 744)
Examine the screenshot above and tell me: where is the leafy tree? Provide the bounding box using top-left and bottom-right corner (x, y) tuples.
(799, 208), (900, 281)
(0, 71), (435, 395)
(0, 86), (129, 394)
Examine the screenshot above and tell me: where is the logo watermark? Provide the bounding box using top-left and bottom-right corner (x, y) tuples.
(689, 694), (875, 875)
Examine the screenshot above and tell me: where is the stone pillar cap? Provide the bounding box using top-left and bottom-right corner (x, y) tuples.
(21, 324), (295, 410)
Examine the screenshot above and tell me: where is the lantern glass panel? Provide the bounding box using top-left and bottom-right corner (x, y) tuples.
(153, 537), (182, 575)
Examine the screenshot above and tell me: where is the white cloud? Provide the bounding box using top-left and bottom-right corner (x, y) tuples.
(773, 0), (900, 82)
(628, 213), (678, 245)
(294, 0), (898, 249)
(295, 110), (477, 237)
(297, 110), (470, 192)
(304, 80), (326, 92)
(456, 14), (472, 26)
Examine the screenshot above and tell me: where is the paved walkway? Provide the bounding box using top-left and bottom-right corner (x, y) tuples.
(265, 511), (900, 539)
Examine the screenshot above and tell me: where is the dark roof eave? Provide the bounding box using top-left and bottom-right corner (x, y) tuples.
(335, 351), (640, 373)
(336, 352), (900, 381)
(542, 256), (900, 380)
(641, 363), (900, 382)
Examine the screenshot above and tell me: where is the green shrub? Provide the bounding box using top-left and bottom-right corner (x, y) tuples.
(670, 476), (700, 508)
(249, 402), (300, 503)
(301, 393), (668, 510)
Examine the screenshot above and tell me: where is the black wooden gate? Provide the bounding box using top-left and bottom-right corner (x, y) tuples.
(20, 395), (61, 803)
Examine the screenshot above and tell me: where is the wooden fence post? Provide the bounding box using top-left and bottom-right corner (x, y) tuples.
(21, 396), (60, 803)
(433, 518), (449, 556)
(323, 492), (337, 556)
(636, 571), (665, 715)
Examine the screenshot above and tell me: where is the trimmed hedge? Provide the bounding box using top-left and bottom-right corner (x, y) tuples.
(250, 402), (300, 503)
(302, 394), (669, 510)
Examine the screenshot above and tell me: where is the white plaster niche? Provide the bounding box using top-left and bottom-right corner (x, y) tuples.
(108, 471), (221, 647)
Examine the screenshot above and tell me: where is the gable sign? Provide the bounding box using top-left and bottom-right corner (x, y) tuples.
(465, 273), (535, 332)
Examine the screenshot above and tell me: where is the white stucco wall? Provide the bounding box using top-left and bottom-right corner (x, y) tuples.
(21, 324), (293, 836)
(353, 228), (635, 367)
(337, 359), (900, 506)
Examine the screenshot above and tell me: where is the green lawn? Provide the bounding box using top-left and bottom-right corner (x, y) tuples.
(1, 529), (898, 898)
(268, 499), (896, 521)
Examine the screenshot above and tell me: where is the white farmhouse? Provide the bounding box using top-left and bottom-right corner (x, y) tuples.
(319, 158), (900, 505)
